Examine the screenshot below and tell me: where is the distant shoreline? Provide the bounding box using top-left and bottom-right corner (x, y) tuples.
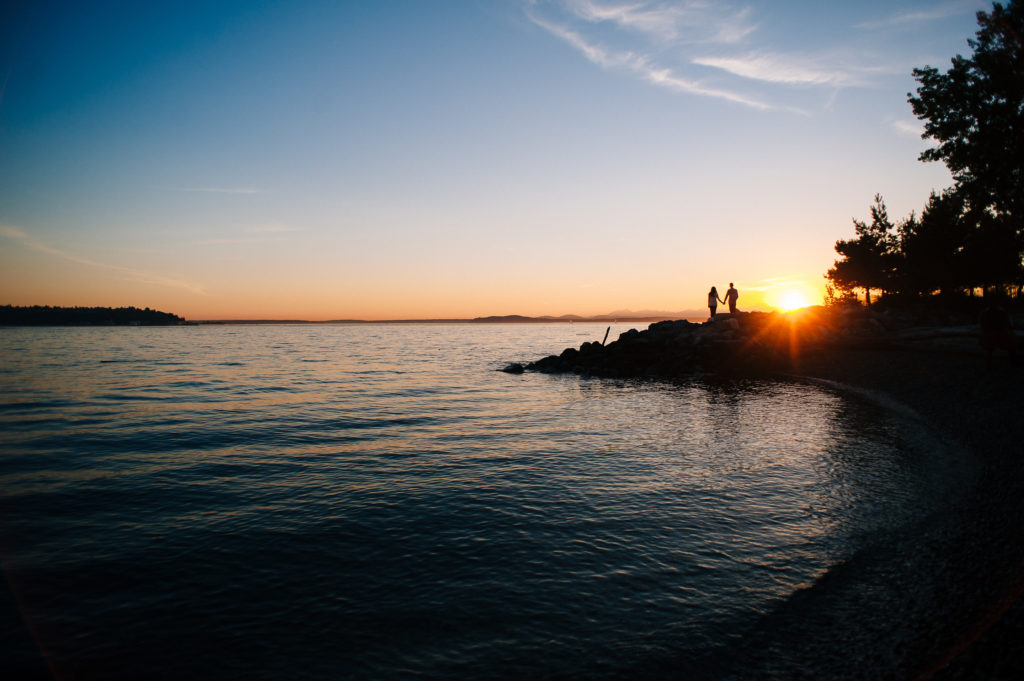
(0, 305), (186, 326)
(191, 315), (703, 325)
(1, 305), (713, 326)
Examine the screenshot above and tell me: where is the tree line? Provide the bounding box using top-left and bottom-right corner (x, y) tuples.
(0, 305), (186, 326)
(827, 1), (1022, 306)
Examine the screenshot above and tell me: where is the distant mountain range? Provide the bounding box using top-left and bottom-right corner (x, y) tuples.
(466, 311), (705, 323)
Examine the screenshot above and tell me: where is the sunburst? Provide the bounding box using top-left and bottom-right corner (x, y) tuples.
(777, 290), (810, 312)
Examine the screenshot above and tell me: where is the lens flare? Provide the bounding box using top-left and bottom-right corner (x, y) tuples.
(778, 291), (810, 312)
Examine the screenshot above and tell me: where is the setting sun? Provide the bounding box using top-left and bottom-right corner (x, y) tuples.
(777, 290), (811, 312)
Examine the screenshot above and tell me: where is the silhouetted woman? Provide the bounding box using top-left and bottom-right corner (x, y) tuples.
(708, 286), (724, 319)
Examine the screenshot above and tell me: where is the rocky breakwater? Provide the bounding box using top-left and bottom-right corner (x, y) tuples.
(504, 308), (893, 378)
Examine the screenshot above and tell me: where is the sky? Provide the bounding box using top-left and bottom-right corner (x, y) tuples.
(0, 0), (988, 320)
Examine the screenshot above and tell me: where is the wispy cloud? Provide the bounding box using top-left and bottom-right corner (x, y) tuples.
(641, 63), (780, 110)
(692, 52), (859, 87)
(855, 1), (977, 30)
(528, 10), (777, 110)
(558, 0), (757, 44)
(524, 1), (874, 113)
(1, 225), (206, 295)
(891, 119), (923, 137)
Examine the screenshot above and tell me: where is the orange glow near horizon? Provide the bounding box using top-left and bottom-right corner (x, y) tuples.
(777, 291), (811, 312)
(763, 283), (823, 313)
(0, 234), (828, 320)
(0, 278), (828, 321)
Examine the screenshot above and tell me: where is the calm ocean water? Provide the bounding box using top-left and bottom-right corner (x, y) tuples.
(0, 324), (957, 679)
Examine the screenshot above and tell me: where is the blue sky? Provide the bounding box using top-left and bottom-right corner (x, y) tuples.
(1, 1), (987, 318)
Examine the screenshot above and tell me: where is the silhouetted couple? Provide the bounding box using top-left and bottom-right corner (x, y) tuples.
(708, 283), (738, 319)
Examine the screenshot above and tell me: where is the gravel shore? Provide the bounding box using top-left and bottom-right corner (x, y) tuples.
(717, 338), (1024, 680)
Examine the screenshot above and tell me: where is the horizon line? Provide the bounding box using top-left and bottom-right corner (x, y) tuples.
(188, 310), (763, 324)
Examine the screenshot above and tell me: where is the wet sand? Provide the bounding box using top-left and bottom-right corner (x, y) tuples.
(719, 339), (1024, 680)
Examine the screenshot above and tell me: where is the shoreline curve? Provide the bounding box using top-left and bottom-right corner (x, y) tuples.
(741, 345), (1024, 680)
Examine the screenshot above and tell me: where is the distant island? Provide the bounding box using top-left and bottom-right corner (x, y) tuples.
(0, 305), (188, 326)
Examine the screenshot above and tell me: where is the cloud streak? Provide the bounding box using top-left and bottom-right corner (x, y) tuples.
(891, 119), (923, 137)
(528, 10), (777, 110)
(855, 2), (976, 30)
(1, 225), (207, 295)
(559, 0), (757, 44)
(524, 1), (882, 113)
(692, 53), (859, 87)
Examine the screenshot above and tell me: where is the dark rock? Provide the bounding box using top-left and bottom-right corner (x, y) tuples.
(618, 329), (640, 342)
(620, 335), (650, 345)
(526, 355), (563, 373)
(501, 363), (525, 374)
(516, 309), (920, 380)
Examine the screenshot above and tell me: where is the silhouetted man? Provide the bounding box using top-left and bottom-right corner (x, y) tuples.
(724, 283), (739, 314)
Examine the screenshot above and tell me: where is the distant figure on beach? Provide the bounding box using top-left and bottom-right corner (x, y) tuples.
(724, 283), (739, 314)
(979, 293), (1015, 367)
(708, 286), (724, 319)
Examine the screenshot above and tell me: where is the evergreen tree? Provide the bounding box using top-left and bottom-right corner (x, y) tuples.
(827, 195), (898, 306)
(897, 190), (969, 296)
(908, 1), (1024, 289)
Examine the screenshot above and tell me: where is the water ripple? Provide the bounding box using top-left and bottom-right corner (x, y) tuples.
(0, 324), (967, 680)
